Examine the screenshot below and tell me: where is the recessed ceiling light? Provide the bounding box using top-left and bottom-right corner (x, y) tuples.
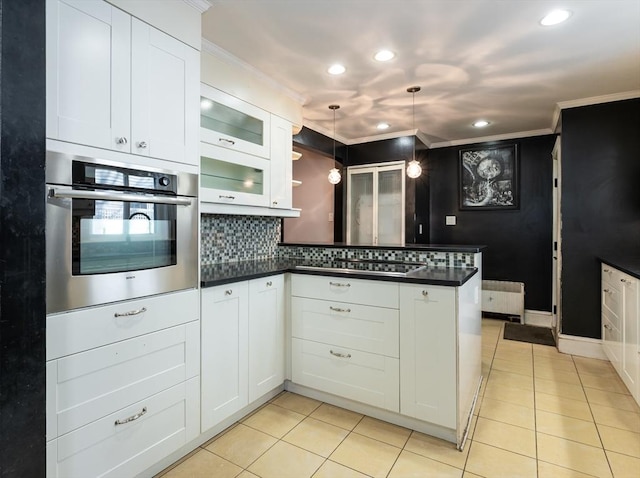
(328, 64), (346, 75)
(377, 122), (390, 130)
(473, 120), (490, 128)
(374, 50), (395, 62)
(540, 9), (572, 26)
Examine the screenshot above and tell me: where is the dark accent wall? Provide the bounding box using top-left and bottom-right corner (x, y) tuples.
(427, 136), (556, 312)
(0, 0), (47, 476)
(561, 99), (640, 339)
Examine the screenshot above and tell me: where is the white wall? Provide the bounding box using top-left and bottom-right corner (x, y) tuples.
(283, 150), (334, 243)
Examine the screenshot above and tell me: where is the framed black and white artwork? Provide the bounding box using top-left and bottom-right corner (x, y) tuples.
(459, 144), (519, 210)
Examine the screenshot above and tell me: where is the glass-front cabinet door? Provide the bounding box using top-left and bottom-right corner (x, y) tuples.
(200, 83), (271, 159)
(200, 142), (270, 207)
(347, 161), (405, 245)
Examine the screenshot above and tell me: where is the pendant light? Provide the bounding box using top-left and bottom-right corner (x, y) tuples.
(327, 104), (342, 185)
(406, 86), (422, 179)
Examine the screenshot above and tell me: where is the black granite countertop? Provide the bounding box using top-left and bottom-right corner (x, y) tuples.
(279, 242), (486, 253)
(600, 257), (640, 279)
(201, 258), (478, 288)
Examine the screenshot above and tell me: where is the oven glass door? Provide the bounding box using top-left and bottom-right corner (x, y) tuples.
(72, 196), (177, 275)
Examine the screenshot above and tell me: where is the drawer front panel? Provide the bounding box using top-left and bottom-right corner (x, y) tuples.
(291, 297), (399, 357)
(47, 378), (199, 478)
(47, 289), (199, 360)
(291, 338), (399, 412)
(48, 322), (199, 439)
(602, 313), (622, 369)
(602, 279), (622, 319)
(291, 274), (399, 309)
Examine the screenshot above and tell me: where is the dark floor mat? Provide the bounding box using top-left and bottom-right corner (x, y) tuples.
(503, 322), (556, 346)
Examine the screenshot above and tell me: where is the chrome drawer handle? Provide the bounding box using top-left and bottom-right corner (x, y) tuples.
(116, 136), (128, 145)
(114, 307), (147, 318)
(422, 290), (429, 297)
(604, 324), (612, 330)
(266, 281), (273, 287)
(329, 306), (351, 313)
(219, 138), (236, 146)
(330, 350), (351, 359)
(329, 281), (351, 287)
(137, 141), (147, 149)
(603, 268), (610, 273)
(225, 289), (233, 295)
(603, 288), (611, 293)
(219, 195), (236, 200)
(115, 407), (147, 426)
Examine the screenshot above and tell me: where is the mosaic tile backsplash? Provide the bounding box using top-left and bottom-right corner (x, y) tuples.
(276, 245), (477, 268)
(201, 214), (477, 269)
(201, 214), (281, 265)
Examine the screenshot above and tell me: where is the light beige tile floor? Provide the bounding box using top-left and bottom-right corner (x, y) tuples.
(158, 319), (640, 478)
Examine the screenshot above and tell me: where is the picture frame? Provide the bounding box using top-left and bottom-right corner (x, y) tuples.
(459, 143), (519, 210)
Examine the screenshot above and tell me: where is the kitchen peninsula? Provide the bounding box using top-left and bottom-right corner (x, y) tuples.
(200, 243), (484, 450)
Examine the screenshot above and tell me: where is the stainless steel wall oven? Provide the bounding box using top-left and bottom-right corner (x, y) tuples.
(46, 151), (198, 314)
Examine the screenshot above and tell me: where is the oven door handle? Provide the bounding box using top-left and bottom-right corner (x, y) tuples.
(48, 188), (193, 206)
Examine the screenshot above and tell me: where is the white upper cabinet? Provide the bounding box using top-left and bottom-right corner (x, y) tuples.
(269, 114), (293, 210)
(47, 0), (199, 166)
(130, 20), (199, 163)
(200, 84), (271, 159)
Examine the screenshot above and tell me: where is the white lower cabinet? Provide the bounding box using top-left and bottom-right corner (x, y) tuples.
(45, 291), (201, 478)
(290, 272), (482, 448)
(201, 281), (249, 431)
(249, 275), (285, 402)
(399, 284), (457, 428)
(602, 263), (640, 404)
(47, 378), (199, 478)
(201, 275), (285, 432)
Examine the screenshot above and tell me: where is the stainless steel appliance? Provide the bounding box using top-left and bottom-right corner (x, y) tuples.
(46, 151), (198, 314)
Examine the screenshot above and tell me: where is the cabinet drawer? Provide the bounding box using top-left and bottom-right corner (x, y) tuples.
(602, 279), (622, 319)
(291, 274), (399, 309)
(291, 297), (399, 357)
(47, 378), (200, 478)
(47, 322), (199, 439)
(291, 338), (399, 412)
(602, 314), (622, 371)
(47, 289), (199, 360)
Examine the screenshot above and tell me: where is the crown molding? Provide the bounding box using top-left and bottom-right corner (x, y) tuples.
(429, 129), (554, 149)
(556, 90), (640, 111)
(551, 104), (562, 134)
(301, 120), (351, 145)
(182, 0), (213, 13)
(201, 38), (307, 105)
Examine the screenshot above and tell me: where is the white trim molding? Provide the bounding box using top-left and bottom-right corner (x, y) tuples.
(524, 310), (553, 328)
(556, 90), (640, 111)
(183, 0), (213, 13)
(201, 39), (307, 105)
(429, 129), (553, 149)
(557, 334), (607, 360)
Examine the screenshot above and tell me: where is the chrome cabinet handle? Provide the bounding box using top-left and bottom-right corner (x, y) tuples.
(422, 290), (429, 297)
(114, 307), (147, 318)
(225, 289), (233, 295)
(272, 201), (278, 205)
(115, 407), (147, 426)
(48, 188), (192, 206)
(330, 350), (351, 359)
(330, 306), (351, 313)
(266, 281), (273, 287)
(116, 136), (128, 145)
(604, 323), (612, 330)
(219, 195), (236, 200)
(603, 288), (611, 293)
(219, 138), (236, 146)
(603, 268), (610, 273)
(137, 141), (147, 149)
(329, 281), (350, 287)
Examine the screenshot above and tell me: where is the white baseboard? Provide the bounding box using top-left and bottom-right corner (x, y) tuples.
(524, 310), (553, 328)
(557, 333), (607, 360)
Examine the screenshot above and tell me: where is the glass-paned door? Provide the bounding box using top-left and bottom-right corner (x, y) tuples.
(347, 161), (405, 245)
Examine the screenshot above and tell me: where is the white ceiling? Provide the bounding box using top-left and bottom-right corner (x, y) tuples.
(201, 0), (640, 145)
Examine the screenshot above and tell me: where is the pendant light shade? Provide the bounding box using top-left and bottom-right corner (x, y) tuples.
(406, 86), (422, 179)
(328, 104), (341, 184)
